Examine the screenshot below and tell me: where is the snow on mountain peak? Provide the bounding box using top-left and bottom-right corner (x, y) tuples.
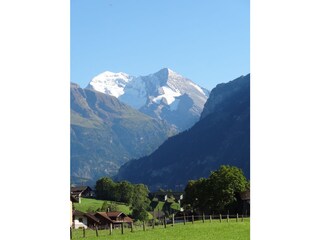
(88, 71), (132, 98)
(87, 68), (209, 130)
(88, 68), (208, 106)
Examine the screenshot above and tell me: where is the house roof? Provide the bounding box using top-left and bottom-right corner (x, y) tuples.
(73, 210), (100, 223)
(105, 211), (123, 218)
(71, 186), (92, 193)
(95, 212), (133, 223)
(95, 212), (113, 222)
(123, 216), (133, 222)
(85, 213), (100, 223)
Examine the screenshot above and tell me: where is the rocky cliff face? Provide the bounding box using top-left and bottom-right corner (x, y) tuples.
(201, 74), (250, 120)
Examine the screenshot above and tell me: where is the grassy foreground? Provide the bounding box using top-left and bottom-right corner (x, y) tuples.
(71, 218), (250, 240)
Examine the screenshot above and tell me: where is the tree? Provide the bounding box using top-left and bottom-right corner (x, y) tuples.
(95, 177), (116, 200)
(183, 165), (248, 213)
(118, 181), (134, 204)
(206, 165), (248, 212)
(131, 184), (150, 210)
(131, 184), (151, 221)
(184, 178), (208, 212)
(100, 201), (119, 212)
(132, 207), (149, 221)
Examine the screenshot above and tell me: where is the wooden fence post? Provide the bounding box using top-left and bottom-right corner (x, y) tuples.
(164, 217), (167, 228)
(121, 222), (124, 234)
(202, 213), (205, 223)
(219, 214), (222, 223)
(131, 222), (134, 232)
(227, 214), (229, 223)
(82, 228), (85, 238)
(109, 223), (113, 235)
(209, 215), (212, 223)
(236, 213), (239, 222)
(143, 221), (146, 231)
(172, 213), (175, 226)
(70, 227), (72, 239)
(152, 219), (155, 229)
(242, 214), (244, 222)
(183, 214), (186, 225)
(192, 215), (194, 224)
(95, 226), (99, 237)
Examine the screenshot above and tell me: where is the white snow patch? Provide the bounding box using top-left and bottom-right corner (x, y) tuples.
(189, 82), (206, 95)
(152, 86), (181, 105)
(89, 71), (132, 98)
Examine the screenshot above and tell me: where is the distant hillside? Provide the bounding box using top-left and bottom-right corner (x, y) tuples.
(116, 74), (250, 190)
(71, 83), (176, 184)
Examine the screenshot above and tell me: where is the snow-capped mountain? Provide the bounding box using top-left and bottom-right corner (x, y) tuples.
(88, 71), (133, 98)
(87, 68), (210, 131)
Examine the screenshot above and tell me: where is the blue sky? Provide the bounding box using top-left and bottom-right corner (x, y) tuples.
(71, 0), (249, 90)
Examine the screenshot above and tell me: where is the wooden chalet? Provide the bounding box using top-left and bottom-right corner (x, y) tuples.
(72, 210), (100, 229)
(70, 186), (94, 203)
(94, 211), (133, 228)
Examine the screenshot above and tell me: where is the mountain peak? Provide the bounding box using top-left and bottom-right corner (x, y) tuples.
(95, 70), (130, 79)
(87, 70), (132, 98)
(87, 68), (209, 131)
(154, 68), (181, 79)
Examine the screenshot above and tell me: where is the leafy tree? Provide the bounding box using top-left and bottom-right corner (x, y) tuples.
(206, 165), (248, 212)
(131, 184), (150, 210)
(184, 178), (208, 212)
(132, 207), (149, 221)
(131, 184), (151, 221)
(118, 181), (134, 204)
(184, 165), (248, 213)
(95, 177), (116, 200)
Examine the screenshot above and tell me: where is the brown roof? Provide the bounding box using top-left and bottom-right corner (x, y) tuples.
(95, 212), (113, 222)
(71, 186), (92, 193)
(73, 210), (100, 223)
(85, 213), (100, 223)
(105, 211), (123, 218)
(123, 216), (133, 223)
(95, 212), (133, 223)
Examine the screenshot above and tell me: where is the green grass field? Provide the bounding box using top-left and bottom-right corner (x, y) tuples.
(73, 198), (131, 215)
(71, 218), (250, 240)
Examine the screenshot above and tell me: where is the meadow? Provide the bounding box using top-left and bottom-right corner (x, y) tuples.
(71, 218), (250, 240)
(73, 198), (131, 215)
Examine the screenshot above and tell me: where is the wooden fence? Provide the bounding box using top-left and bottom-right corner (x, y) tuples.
(70, 214), (250, 239)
